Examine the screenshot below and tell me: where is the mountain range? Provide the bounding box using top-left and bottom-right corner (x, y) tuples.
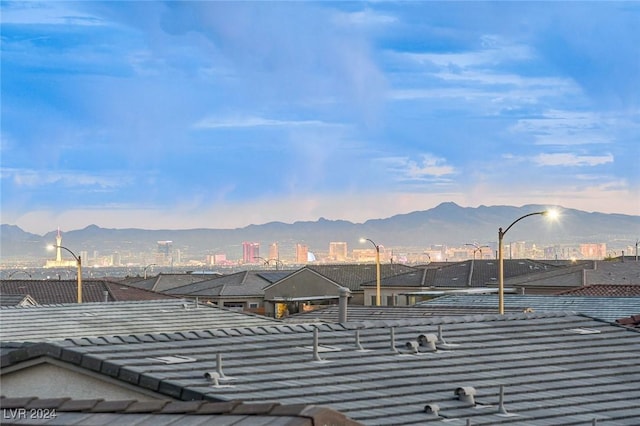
(1, 202), (639, 261)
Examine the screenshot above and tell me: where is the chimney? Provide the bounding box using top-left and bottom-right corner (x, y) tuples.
(338, 287), (350, 322)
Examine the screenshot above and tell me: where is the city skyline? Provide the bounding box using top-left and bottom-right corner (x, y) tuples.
(2, 2), (639, 235)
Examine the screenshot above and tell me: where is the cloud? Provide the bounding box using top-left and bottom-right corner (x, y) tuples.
(379, 154), (456, 182)
(193, 116), (333, 129)
(2, 169), (129, 189)
(533, 153), (614, 167)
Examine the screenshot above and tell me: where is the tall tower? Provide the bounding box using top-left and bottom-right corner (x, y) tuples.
(55, 228), (63, 262)
(242, 242), (260, 264)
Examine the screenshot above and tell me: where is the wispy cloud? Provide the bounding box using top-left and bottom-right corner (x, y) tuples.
(533, 152), (614, 167)
(379, 154), (456, 182)
(2, 169), (129, 189)
(193, 116), (334, 129)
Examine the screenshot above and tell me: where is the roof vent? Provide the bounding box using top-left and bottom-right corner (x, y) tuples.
(405, 341), (420, 354)
(390, 327), (399, 354)
(148, 355), (197, 364)
(455, 386), (476, 406)
(355, 329), (366, 351)
(204, 371), (221, 386)
(418, 334), (438, 352)
(423, 403), (440, 416)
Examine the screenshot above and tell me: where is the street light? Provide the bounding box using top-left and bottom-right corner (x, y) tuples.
(48, 244), (82, 303)
(498, 209), (558, 314)
(143, 263), (156, 279)
(465, 243), (489, 287)
(360, 238), (381, 306)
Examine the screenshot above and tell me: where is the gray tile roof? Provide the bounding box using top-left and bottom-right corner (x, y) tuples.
(0, 397), (362, 425)
(165, 270), (284, 298)
(585, 260), (640, 285)
(307, 264), (418, 291)
(418, 294), (640, 322)
(3, 312), (639, 425)
(286, 304), (524, 323)
(0, 279), (175, 304)
(557, 284), (640, 297)
(0, 299), (281, 342)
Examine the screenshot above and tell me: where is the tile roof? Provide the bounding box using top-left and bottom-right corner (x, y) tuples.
(3, 312), (639, 425)
(0, 280), (175, 304)
(307, 264), (418, 291)
(165, 270), (283, 298)
(0, 299), (282, 342)
(418, 294), (640, 322)
(0, 294), (37, 307)
(557, 284), (640, 297)
(585, 260), (640, 285)
(0, 396), (361, 426)
(286, 305), (524, 323)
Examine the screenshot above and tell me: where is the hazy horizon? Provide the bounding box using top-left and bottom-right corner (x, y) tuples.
(2, 2), (639, 235)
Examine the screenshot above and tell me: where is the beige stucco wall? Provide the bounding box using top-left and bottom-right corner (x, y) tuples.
(2, 362), (164, 401)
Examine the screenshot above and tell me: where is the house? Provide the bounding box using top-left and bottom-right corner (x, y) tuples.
(263, 264), (418, 315)
(3, 311), (639, 424)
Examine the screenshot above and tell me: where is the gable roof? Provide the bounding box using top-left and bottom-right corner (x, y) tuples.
(0, 279), (175, 304)
(3, 312), (639, 425)
(0, 293), (38, 307)
(0, 299), (282, 342)
(305, 264), (418, 291)
(418, 294), (640, 322)
(165, 270), (285, 298)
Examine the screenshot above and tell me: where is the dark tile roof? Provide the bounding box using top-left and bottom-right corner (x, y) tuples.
(616, 314), (640, 329)
(307, 264), (418, 291)
(0, 396), (362, 425)
(585, 260), (640, 285)
(419, 294), (640, 322)
(165, 270), (282, 298)
(0, 299), (282, 342)
(3, 312), (639, 425)
(0, 280), (175, 304)
(0, 294), (37, 307)
(557, 284), (640, 297)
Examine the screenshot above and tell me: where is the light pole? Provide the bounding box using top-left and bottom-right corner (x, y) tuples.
(360, 238), (381, 306)
(143, 263), (156, 279)
(49, 245), (82, 303)
(465, 243), (489, 287)
(498, 210), (557, 314)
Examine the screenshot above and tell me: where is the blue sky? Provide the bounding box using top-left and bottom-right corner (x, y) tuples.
(2, 1), (639, 234)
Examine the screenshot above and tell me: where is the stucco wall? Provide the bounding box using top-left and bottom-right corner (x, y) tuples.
(2, 362), (162, 401)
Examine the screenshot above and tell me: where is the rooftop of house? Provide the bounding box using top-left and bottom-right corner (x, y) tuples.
(306, 264), (418, 291)
(557, 284), (640, 297)
(3, 312), (639, 425)
(165, 270), (289, 298)
(0, 299), (282, 342)
(0, 397), (361, 426)
(0, 279), (176, 304)
(417, 294), (640, 322)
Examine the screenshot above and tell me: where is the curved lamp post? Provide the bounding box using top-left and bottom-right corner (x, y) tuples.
(48, 245), (82, 303)
(498, 210), (558, 314)
(465, 243), (489, 287)
(360, 238), (381, 306)
(143, 263), (156, 280)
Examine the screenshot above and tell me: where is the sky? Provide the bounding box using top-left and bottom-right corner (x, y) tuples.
(1, 1), (639, 235)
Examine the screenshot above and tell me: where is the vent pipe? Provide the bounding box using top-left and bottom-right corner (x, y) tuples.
(418, 334), (438, 352)
(406, 341), (420, 354)
(423, 403), (439, 416)
(204, 371), (220, 386)
(313, 328), (323, 362)
(103, 291), (109, 303)
(216, 353), (226, 379)
(498, 385), (509, 415)
(338, 287), (350, 323)
(455, 386), (476, 406)
(437, 325), (447, 345)
(355, 330), (364, 351)
(390, 327), (399, 353)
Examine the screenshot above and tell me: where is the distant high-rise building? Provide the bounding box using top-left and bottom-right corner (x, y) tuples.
(296, 244), (308, 264)
(156, 241), (173, 266)
(329, 242), (348, 261)
(580, 243), (607, 259)
(269, 242), (279, 262)
(242, 242), (260, 263)
(44, 228), (77, 268)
